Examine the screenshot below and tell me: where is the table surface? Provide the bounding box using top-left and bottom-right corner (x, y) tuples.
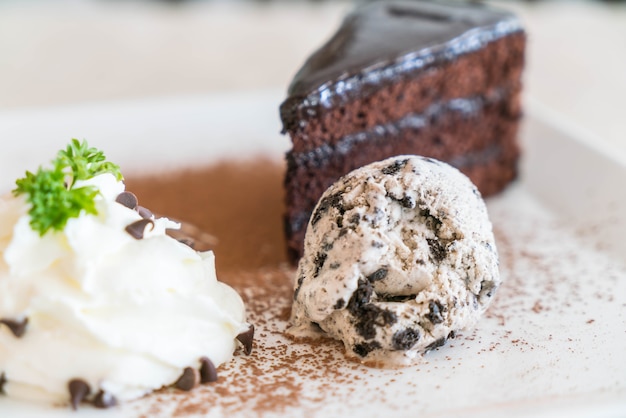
(0, 0), (625, 158)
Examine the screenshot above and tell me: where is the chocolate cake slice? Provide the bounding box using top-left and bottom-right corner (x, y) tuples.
(280, 0), (525, 263)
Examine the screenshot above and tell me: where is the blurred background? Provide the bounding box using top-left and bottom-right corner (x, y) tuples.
(0, 0), (625, 156)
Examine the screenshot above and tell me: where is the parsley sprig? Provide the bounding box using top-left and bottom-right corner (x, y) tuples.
(13, 139), (123, 236)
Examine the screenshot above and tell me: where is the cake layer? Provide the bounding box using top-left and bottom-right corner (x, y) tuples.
(281, 32), (525, 154)
(284, 95), (520, 261)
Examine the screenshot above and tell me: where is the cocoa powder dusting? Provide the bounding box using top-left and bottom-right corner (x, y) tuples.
(122, 162), (626, 417)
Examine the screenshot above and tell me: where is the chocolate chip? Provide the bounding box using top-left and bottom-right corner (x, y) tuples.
(175, 367), (199, 391)
(136, 205), (153, 219)
(0, 317), (28, 338)
(0, 373), (6, 394)
(68, 379), (91, 410)
(367, 268), (388, 282)
(353, 341), (381, 357)
(177, 238), (196, 249)
(175, 367), (200, 391)
(427, 300), (445, 324)
(93, 390), (117, 409)
(199, 357), (218, 383)
(334, 299), (345, 309)
(236, 324), (255, 355)
(115, 192), (138, 210)
(381, 158), (409, 175)
(125, 219), (154, 239)
(392, 328), (420, 350)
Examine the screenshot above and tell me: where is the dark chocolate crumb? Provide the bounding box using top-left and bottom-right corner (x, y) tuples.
(381, 158), (409, 175)
(68, 379), (91, 410)
(367, 268), (388, 282)
(294, 274), (305, 300)
(354, 305), (397, 340)
(329, 262), (341, 270)
(479, 280), (497, 300)
(399, 196), (415, 209)
(347, 279), (373, 314)
(199, 357), (218, 384)
(379, 294), (416, 302)
(371, 240), (384, 249)
(136, 205), (153, 219)
(426, 238), (447, 262)
(392, 328), (420, 350)
(349, 214), (360, 224)
(311, 192), (344, 226)
(313, 252), (328, 278)
(125, 219), (155, 239)
(424, 337), (448, 353)
(0, 317), (28, 338)
(427, 300), (446, 324)
(321, 242), (334, 252)
(0, 373), (6, 394)
(353, 341), (382, 357)
(115, 191), (138, 210)
(236, 324), (255, 355)
(93, 390), (117, 409)
(334, 299), (345, 309)
(175, 367), (199, 391)
(336, 216), (344, 228)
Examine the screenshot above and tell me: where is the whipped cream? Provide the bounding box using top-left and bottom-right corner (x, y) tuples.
(0, 173), (250, 406)
(289, 156), (500, 366)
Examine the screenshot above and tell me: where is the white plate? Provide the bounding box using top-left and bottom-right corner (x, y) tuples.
(0, 91), (625, 418)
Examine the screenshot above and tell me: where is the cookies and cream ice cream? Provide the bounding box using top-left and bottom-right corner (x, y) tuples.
(0, 141), (252, 408)
(289, 155), (500, 366)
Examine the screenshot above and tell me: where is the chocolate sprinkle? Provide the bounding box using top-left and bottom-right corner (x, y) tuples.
(136, 205), (153, 219)
(125, 219), (154, 239)
(199, 357), (218, 384)
(68, 379), (91, 410)
(175, 367), (199, 392)
(115, 191), (138, 210)
(236, 324), (255, 355)
(93, 390), (117, 409)
(0, 317), (28, 338)
(0, 373), (6, 394)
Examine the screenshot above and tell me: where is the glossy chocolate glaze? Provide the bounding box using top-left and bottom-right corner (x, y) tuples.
(282, 1), (522, 114)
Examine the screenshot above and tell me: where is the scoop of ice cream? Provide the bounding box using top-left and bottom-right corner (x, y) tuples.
(0, 173), (252, 407)
(288, 156), (500, 366)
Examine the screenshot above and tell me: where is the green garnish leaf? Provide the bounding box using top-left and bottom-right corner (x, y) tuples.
(57, 138), (123, 187)
(12, 139), (123, 236)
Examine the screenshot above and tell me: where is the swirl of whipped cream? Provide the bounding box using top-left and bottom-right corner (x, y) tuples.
(0, 173), (250, 406)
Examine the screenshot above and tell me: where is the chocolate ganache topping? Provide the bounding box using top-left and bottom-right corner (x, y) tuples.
(282, 0), (522, 113)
